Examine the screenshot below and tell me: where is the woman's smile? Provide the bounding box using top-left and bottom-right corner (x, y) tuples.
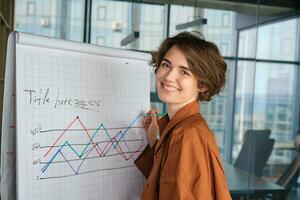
(160, 82), (180, 93)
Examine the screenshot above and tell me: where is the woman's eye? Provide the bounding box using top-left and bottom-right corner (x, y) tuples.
(181, 70), (190, 76)
(161, 63), (169, 68)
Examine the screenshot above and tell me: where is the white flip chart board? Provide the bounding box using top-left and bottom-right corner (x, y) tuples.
(1, 32), (150, 200)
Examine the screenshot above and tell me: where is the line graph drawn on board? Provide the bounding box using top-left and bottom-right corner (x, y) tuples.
(39, 114), (145, 179)
(13, 33), (150, 200)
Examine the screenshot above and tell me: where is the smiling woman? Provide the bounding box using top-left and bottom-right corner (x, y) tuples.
(134, 32), (231, 200)
(155, 46), (200, 119)
(153, 32), (227, 102)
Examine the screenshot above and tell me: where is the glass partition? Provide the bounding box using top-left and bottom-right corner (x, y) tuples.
(254, 3), (300, 199)
(233, 1), (300, 198)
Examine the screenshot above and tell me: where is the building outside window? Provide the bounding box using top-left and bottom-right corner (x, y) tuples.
(96, 36), (105, 45)
(97, 6), (106, 20)
(222, 13), (230, 27)
(26, 1), (36, 16)
(221, 43), (229, 55)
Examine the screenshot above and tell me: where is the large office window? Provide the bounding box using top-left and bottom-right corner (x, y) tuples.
(234, 17), (300, 179)
(233, 61), (297, 157)
(15, 0), (85, 42)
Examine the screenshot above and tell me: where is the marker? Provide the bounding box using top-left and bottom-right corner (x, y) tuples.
(143, 113), (166, 117)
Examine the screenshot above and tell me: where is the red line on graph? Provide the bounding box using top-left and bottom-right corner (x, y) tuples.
(44, 117), (78, 157)
(101, 136), (116, 156)
(100, 135), (127, 160)
(77, 117), (102, 157)
(111, 137), (127, 160)
(43, 115), (144, 166)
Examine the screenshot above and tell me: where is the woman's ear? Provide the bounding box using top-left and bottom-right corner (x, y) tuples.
(198, 84), (208, 93)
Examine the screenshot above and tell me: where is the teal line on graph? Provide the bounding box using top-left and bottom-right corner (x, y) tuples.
(41, 113), (143, 173)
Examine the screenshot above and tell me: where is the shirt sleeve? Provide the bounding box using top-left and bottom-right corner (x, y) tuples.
(134, 115), (168, 179)
(159, 127), (231, 200)
(134, 144), (155, 178)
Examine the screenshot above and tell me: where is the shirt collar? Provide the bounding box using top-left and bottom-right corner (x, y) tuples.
(155, 101), (200, 153)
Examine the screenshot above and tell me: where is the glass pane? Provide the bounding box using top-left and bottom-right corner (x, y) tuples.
(238, 18), (298, 62)
(257, 18), (298, 61)
(169, 5), (194, 34)
(91, 0), (164, 51)
(238, 28), (257, 58)
(256, 4), (300, 198)
(91, 0), (130, 48)
(233, 61), (256, 161)
(253, 63), (297, 181)
(14, 0), (84, 42)
(170, 5), (236, 57)
(233, 61), (298, 169)
(139, 4), (165, 51)
(252, 63), (295, 142)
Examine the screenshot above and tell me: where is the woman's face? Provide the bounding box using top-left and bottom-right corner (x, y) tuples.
(156, 45), (199, 107)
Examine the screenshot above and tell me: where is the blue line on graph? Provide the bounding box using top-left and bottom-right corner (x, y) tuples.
(41, 113), (143, 173)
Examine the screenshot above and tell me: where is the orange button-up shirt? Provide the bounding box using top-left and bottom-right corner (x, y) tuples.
(135, 101), (231, 200)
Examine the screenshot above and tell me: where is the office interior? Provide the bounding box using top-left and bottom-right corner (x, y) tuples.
(0, 0), (300, 199)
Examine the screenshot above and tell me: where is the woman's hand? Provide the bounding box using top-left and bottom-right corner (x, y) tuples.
(143, 109), (160, 148)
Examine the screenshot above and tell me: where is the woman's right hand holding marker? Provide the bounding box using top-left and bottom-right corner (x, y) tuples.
(143, 109), (160, 148)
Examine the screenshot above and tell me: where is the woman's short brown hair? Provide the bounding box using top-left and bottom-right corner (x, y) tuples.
(151, 31), (227, 102)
